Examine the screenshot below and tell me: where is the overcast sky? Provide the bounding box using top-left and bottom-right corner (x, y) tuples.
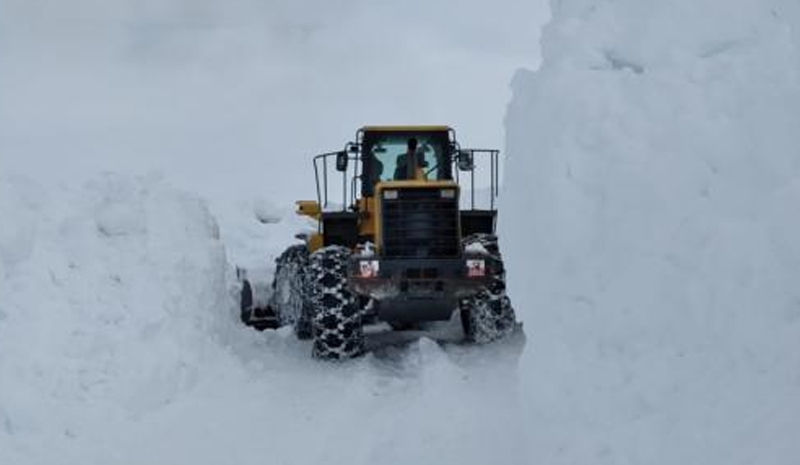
(0, 0), (550, 201)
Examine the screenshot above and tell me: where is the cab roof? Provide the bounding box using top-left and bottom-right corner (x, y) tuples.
(360, 125), (452, 133)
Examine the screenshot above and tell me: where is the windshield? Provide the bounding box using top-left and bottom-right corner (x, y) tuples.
(360, 130), (453, 197)
(368, 135), (444, 181)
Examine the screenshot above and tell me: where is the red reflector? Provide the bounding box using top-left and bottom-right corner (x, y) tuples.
(466, 259), (485, 277)
(359, 260), (380, 278)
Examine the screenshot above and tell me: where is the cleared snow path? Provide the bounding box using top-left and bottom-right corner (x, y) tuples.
(0, 174), (528, 465)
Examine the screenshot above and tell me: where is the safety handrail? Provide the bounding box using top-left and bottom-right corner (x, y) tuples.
(312, 139), (501, 214)
(453, 149), (500, 211)
(312, 151), (360, 211)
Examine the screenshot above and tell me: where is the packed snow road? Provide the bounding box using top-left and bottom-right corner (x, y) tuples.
(0, 174), (529, 465)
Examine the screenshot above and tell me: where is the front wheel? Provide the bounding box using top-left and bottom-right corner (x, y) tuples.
(460, 234), (517, 343)
(308, 246), (364, 360)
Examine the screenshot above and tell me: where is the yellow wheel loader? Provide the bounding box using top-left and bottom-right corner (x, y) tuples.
(239, 126), (519, 359)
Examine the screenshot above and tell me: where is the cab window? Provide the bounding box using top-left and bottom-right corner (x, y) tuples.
(360, 131), (453, 197)
(369, 136), (443, 181)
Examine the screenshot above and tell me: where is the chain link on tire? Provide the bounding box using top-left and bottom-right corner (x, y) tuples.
(308, 246), (364, 360)
(270, 244), (313, 340)
(460, 234), (517, 343)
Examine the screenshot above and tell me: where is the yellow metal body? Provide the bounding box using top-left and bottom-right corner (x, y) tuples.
(297, 125), (458, 254)
(296, 200), (321, 220)
(307, 232), (324, 253)
(357, 197), (377, 238)
(297, 180), (459, 254)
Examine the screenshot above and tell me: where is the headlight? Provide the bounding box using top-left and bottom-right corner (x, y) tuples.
(383, 190), (398, 200)
(440, 189), (456, 199)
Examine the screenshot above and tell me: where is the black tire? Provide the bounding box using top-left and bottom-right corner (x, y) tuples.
(388, 321), (418, 331)
(240, 278), (254, 324)
(460, 234), (517, 343)
(271, 244), (313, 340)
(308, 246), (364, 360)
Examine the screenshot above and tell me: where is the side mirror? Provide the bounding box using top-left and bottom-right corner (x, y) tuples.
(457, 150), (474, 171)
(335, 151), (348, 172)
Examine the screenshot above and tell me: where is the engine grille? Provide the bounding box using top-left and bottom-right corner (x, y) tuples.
(381, 188), (460, 258)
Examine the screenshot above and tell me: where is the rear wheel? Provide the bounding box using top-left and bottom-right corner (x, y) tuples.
(460, 234), (517, 343)
(239, 267), (280, 331)
(308, 246), (364, 360)
(240, 278), (254, 324)
(271, 244), (313, 339)
(388, 321), (418, 331)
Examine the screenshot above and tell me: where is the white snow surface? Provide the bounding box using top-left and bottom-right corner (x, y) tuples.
(464, 242), (490, 255)
(0, 1), (549, 464)
(4, 0), (800, 463)
(0, 174), (527, 465)
(503, 0), (800, 463)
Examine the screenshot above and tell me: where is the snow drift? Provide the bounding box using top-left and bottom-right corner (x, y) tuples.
(503, 0), (800, 463)
(0, 174), (527, 465)
(0, 173), (232, 462)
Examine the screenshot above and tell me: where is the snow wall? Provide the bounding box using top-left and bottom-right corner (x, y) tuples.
(503, 0), (800, 463)
(0, 173), (527, 465)
(0, 174), (233, 463)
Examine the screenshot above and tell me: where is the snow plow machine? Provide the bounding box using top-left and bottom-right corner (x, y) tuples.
(239, 126), (521, 359)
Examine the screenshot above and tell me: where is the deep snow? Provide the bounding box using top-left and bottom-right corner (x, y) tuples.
(503, 0), (800, 463)
(0, 174), (527, 465)
(2, 0), (799, 463)
(0, 2), (547, 458)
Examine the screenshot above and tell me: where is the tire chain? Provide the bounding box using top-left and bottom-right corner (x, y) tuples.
(271, 245), (313, 338)
(460, 234), (517, 343)
(308, 246), (364, 359)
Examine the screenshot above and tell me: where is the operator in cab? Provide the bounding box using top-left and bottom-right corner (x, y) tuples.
(393, 138), (428, 180)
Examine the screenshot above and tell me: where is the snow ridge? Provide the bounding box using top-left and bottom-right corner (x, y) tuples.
(0, 174), (528, 465)
(504, 0), (800, 463)
(0, 173), (233, 463)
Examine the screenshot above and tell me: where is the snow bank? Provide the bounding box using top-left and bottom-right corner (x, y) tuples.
(0, 173), (528, 465)
(503, 0), (800, 463)
(0, 173), (235, 463)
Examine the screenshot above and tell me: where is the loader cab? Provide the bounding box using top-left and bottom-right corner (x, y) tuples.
(308, 125), (501, 252)
(359, 127), (455, 197)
